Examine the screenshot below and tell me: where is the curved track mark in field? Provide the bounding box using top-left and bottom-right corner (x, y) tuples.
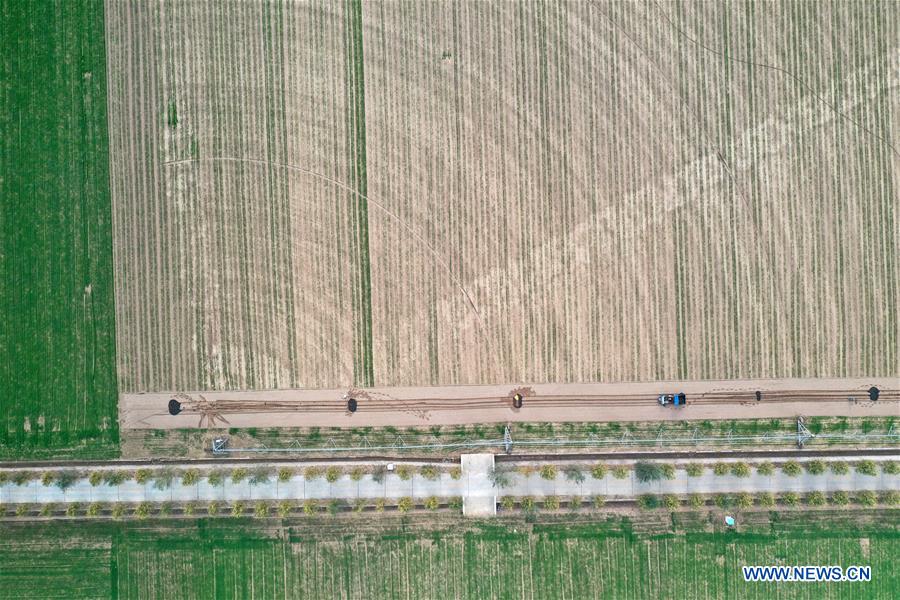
(162, 156), (505, 381)
(590, 0), (782, 332)
(651, 0), (900, 158)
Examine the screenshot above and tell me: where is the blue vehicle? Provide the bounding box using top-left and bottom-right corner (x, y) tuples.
(658, 393), (687, 407)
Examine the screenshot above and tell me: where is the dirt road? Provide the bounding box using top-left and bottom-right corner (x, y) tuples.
(120, 377), (898, 430)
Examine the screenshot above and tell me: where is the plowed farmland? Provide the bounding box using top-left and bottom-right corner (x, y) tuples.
(105, 1), (899, 394)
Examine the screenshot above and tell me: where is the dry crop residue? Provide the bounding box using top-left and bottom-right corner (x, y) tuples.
(105, 1), (899, 396)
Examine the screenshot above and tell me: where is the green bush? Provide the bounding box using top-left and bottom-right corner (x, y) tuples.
(135, 469), (151, 484)
(15, 504), (29, 517)
(736, 493), (754, 509)
(882, 462), (900, 475)
(448, 497), (463, 511)
(371, 467), (386, 483)
(180, 470), (199, 486)
(277, 501), (294, 517)
(688, 494), (705, 508)
(231, 502), (246, 517)
(661, 464), (676, 480)
(424, 496), (440, 510)
(731, 462), (751, 478)
(829, 462), (850, 475)
(397, 497), (413, 513)
(104, 471), (128, 485)
(855, 461), (877, 476)
(325, 466), (342, 483)
(419, 466), (439, 480)
(543, 496), (560, 511)
(249, 468), (272, 485)
(781, 492), (800, 506)
(254, 502), (269, 518)
(65, 503), (80, 517)
(685, 463), (703, 477)
(756, 462), (774, 476)
(804, 460), (825, 475)
(396, 466), (413, 481)
(590, 464), (608, 479)
(635, 462), (663, 482)
(159, 502), (172, 517)
(781, 461), (802, 477)
(183, 503), (196, 516)
(135, 503), (151, 519)
(207, 471), (225, 487)
(278, 468), (294, 482)
(712, 463), (729, 476)
(88, 472), (103, 487)
(153, 469), (175, 490)
(501, 496), (516, 511)
(230, 468), (248, 484)
(713, 494), (731, 509)
(55, 471), (79, 491)
(489, 468), (511, 489)
(111, 505), (125, 519)
(592, 495), (606, 508)
(830, 491), (850, 506)
(880, 491), (899, 506)
(304, 467), (324, 480)
(564, 466), (586, 483)
(663, 495), (680, 510)
(207, 502), (220, 516)
(612, 466), (629, 479)
(87, 502), (103, 517)
(40, 504), (55, 517)
(806, 491), (826, 506)
(449, 467), (462, 480)
(303, 500), (318, 515)
(41, 471), (55, 486)
(757, 493), (775, 507)
(539, 465), (558, 481)
(568, 496), (583, 510)
(637, 495), (658, 510)
(520, 496), (535, 512)
(856, 491), (877, 506)
(12, 471), (36, 486)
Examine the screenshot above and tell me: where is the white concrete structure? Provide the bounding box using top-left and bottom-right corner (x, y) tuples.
(460, 453), (496, 516)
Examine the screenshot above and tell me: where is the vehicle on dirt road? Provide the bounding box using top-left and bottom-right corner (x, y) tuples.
(658, 393), (687, 407)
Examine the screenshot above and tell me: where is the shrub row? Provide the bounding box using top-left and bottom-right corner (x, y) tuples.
(494, 491), (899, 512)
(503, 460), (896, 483)
(0, 464), (460, 489)
(2, 496), (465, 520)
(0, 460), (892, 491)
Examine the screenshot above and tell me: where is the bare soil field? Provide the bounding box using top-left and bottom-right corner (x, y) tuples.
(105, 1), (899, 394)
